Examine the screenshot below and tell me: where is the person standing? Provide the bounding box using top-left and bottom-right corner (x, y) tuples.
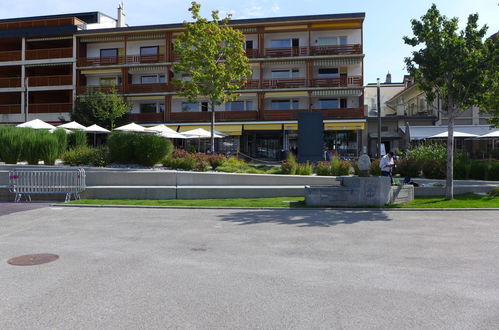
(379, 151), (395, 183)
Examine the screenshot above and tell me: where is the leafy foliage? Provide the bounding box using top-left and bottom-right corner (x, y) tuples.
(108, 132), (172, 166)
(68, 130), (88, 149)
(61, 146), (109, 167)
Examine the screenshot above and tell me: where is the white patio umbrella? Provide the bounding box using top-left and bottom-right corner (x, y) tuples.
(85, 124), (111, 146)
(430, 131), (478, 138)
(16, 118), (56, 130)
(58, 121), (87, 130)
(182, 128), (224, 139)
(114, 122), (146, 132)
(480, 130), (499, 138)
(146, 125), (187, 139)
(49, 128), (73, 134)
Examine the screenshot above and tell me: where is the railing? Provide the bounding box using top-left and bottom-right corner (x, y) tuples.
(0, 104), (21, 114)
(310, 44), (362, 55)
(25, 47), (72, 60)
(263, 107), (364, 120)
(29, 103), (72, 113)
(245, 49), (259, 58)
(262, 78), (307, 89)
(125, 54), (166, 64)
(127, 83), (170, 94)
(27, 75), (72, 87)
(0, 77), (21, 88)
(77, 86), (124, 94)
(242, 79), (259, 89)
(0, 50), (22, 62)
(311, 76), (362, 87)
(265, 47), (308, 57)
(78, 54), (167, 67)
(128, 112), (164, 123)
(170, 110), (258, 122)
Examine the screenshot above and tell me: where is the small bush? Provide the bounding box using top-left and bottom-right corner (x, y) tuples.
(68, 130), (87, 149)
(108, 132), (172, 166)
(281, 153), (298, 175)
(488, 186), (499, 197)
(61, 146), (109, 167)
(38, 133), (60, 165)
(370, 159), (381, 176)
(0, 126), (24, 164)
(408, 141), (447, 162)
(53, 128), (68, 154)
(421, 160), (446, 179)
(108, 132), (136, 164)
(396, 158), (421, 178)
(316, 161), (331, 176)
(207, 154), (226, 169)
(296, 161), (314, 175)
(454, 158), (471, 180)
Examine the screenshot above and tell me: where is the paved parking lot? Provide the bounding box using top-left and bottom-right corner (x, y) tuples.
(0, 206), (498, 329)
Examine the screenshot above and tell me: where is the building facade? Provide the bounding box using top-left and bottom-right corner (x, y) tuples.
(1, 10), (366, 160)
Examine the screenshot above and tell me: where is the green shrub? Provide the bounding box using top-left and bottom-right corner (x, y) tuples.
(134, 134), (173, 166)
(38, 133), (60, 165)
(316, 161), (331, 176)
(454, 158), (471, 180)
(61, 146), (109, 167)
(208, 154), (226, 169)
(296, 161), (314, 175)
(487, 186), (499, 197)
(53, 128), (68, 154)
(370, 159), (381, 176)
(489, 161), (499, 181)
(396, 158), (421, 178)
(0, 126), (24, 164)
(408, 141), (447, 162)
(108, 132), (136, 164)
(68, 130), (87, 149)
(421, 160), (446, 179)
(281, 153), (298, 175)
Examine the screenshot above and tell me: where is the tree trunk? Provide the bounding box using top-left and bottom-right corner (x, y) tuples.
(445, 108), (454, 200)
(210, 101), (215, 154)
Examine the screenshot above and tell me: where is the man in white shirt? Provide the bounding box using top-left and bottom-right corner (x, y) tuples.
(379, 151), (395, 182)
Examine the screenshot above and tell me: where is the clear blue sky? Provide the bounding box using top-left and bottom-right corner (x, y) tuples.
(1, 0), (497, 83)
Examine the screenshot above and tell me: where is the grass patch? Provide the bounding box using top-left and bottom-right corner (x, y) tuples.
(65, 193), (497, 209)
(67, 197), (306, 208)
(386, 193), (499, 208)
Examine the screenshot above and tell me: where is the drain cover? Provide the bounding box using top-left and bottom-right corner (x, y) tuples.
(7, 254), (59, 266)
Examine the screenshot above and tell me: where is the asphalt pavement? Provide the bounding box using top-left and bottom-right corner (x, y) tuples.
(0, 206), (498, 329)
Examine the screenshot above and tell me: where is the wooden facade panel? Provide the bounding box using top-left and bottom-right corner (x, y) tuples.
(29, 103), (72, 113)
(0, 104), (21, 114)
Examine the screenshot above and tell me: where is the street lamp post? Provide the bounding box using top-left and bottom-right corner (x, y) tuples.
(24, 77), (29, 122)
(377, 77), (381, 158)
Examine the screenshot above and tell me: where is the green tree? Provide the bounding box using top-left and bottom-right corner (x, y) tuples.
(403, 4), (496, 200)
(173, 2), (252, 153)
(73, 88), (130, 129)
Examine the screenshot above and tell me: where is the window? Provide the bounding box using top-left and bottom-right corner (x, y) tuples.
(340, 98), (347, 108)
(271, 39), (291, 48)
(318, 68), (339, 77)
(158, 75), (166, 83)
(201, 102), (208, 112)
(271, 100), (299, 110)
(140, 103), (157, 113)
(319, 99), (338, 109)
(225, 100), (254, 111)
(140, 46), (159, 56)
(140, 75), (157, 84)
(316, 36), (347, 46)
(100, 48), (117, 57)
(245, 40), (253, 49)
(271, 68), (300, 79)
(159, 103), (165, 113)
(181, 103), (198, 112)
(99, 77), (117, 86)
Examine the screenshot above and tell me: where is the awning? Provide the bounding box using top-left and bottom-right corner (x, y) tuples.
(167, 125), (179, 131)
(128, 66), (167, 73)
(312, 89), (362, 97)
(283, 123), (298, 130)
(400, 125), (496, 140)
(127, 96), (164, 101)
(215, 125), (242, 136)
(314, 58), (361, 66)
(265, 91), (308, 98)
(244, 124), (282, 130)
(324, 122), (365, 131)
(81, 68), (122, 75)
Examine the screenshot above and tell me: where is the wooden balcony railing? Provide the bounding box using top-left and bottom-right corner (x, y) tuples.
(262, 78), (307, 89)
(310, 44), (362, 55)
(29, 103), (72, 113)
(245, 49), (259, 58)
(0, 50), (22, 62)
(125, 54), (166, 64)
(27, 75), (72, 87)
(311, 76), (362, 87)
(77, 86), (124, 94)
(78, 54), (167, 67)
(0, 77), (21, 88)
(0, 104), (21, 114)
(128, 112), (164, 123)
(127, 83), (170, 94)
(265, 47), (308, 57)
(263, 107), (364, 120)
(25, 47), (72, 60)
(169, 110), (259, 123)
(242, 79), (259, 89)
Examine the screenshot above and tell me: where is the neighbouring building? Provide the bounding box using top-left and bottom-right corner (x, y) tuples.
(1, 8), (366, 160)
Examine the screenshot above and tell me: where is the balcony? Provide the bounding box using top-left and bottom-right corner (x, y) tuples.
(263, 107), (364, 120)
(242, 79), (259, 89)
(264, 47), (308, 57)
(127, 83), (171, 94)
(262, 78), (307, 89)
(169, 111), (258, 123)
(0, 77), (21, 88)
(310, 44), (362, 56)
(25, 47), (72, 60)
(0, 104), (21, 114)
(29, 103), (72, 113)
(27, 75), (72, 87)
(0, 50), (22, 62)
(128, 112), (164, 123)
(77, 86), (124, 94)
(245, 49), (259, 58)
(311, 76), (362, 87)
(125, 54), (167, 64)
(78, 54), (167, 67)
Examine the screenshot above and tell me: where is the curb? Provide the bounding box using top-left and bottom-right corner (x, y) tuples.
(52, 204), (499, 212)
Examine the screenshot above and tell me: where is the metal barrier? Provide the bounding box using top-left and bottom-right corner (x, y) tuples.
(9, 168), (86, 202)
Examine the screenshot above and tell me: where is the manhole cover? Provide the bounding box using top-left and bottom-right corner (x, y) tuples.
(190, 248), (207, 252)
(7, 254), (59, 266)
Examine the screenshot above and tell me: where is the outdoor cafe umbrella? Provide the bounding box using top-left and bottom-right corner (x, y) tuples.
(114, 122), (146, 132)
(480, 130), (499, 138)
(182, 128), (224, 151)
(430, 131), (478, 138)
(146, 125), (187, 139)
(58, 121), (87, 130)
(16, 118), (56, 130)
(85, 124), (111, 146)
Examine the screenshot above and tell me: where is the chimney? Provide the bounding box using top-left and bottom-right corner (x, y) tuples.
(117, 2), (126, 28)
(385, 71), (392, 84)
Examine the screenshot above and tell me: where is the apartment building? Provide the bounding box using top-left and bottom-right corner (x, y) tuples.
(1, 10), (366, 160)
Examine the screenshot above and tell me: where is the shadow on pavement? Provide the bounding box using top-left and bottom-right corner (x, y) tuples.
(0, 202), (52, 217)
(218, 209), (391, 227)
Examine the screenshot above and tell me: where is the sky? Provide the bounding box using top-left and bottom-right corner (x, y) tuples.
(1, 0), (497, 83)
